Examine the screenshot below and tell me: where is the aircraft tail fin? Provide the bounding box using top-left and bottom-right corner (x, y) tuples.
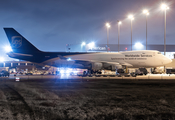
(3, 28), (40, 54)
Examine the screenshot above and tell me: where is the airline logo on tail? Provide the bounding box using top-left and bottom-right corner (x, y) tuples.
(11, 36), (22, 48)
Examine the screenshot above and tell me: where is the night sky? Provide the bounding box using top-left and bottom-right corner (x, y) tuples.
(0, 0), (175, 59)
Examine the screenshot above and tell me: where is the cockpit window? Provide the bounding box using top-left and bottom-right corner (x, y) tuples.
(158, 52), (161, 54)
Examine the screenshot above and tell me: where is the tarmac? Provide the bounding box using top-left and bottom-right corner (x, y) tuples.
(4, 74), (175, 80)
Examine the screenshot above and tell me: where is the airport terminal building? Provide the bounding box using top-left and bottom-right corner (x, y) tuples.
(0, 61), (52, 74)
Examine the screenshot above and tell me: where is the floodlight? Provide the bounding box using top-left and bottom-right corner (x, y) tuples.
(106, 23), (110, 28)
(161, 3), (169, 55)
(81, 42), (86, 46)
(118, 21), (122, 25)
(143, 9), (149, 15)
(88, 42), (95, 47)
(128, 15), (134, 20)
(161, 4), (169, 10)
(87, 42), (95, 50)
(134, 42), (144, 49)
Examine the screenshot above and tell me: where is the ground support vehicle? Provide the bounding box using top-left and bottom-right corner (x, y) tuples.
(0, 71), (10, 77)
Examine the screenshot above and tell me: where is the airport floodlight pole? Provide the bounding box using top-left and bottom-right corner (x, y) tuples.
(128, 15), (134, 51)
(106, 23), (110, 52)
(117, 21), (122, 52)
(161, 4), (169, 55)
(143, 10), (149, 50)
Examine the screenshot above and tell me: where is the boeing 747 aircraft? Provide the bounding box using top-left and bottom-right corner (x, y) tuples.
(3, 28), (172, 71)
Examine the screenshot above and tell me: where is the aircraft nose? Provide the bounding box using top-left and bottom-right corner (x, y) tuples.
(168, 58), (172, 64)
(165, 57), (172, 64)
(161, 56), (172, 65)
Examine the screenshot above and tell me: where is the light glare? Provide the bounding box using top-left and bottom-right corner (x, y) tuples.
(59, 68), (77, 75)
(143, 9), (149, 15)
(67, 58), (71, 61)
(134, 42), (144, 49)
(143, 10), (148, 13)
(128, 15), (134, 20)
(4, 46), (12, 52)
(161, 4), (169, 10)
(81, 42), (86, 46)
(88, 42), (95, 48)
(118, 21), (122, 25)
(0, 57), (4, 62)
(106, 23), (110, 28)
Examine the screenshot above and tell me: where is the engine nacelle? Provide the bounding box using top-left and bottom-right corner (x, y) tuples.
(103, 63), (122, 71)
(115, 65), (122, 69)
(111, 65), (122, 71)
(91, 63), (123, 71)
(91, 62), (103, 70)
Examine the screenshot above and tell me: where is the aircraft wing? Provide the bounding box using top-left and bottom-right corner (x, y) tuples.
(104, 61), (133, 67)
(75, 60), (133, 67)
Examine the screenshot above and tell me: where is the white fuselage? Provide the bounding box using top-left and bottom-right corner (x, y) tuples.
(63, 50), (172, 68)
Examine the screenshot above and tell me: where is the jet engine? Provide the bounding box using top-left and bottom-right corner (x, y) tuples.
(91, 62), (103, 70)
(103, 63), (122, 71)
(115, 65), (122, 69)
